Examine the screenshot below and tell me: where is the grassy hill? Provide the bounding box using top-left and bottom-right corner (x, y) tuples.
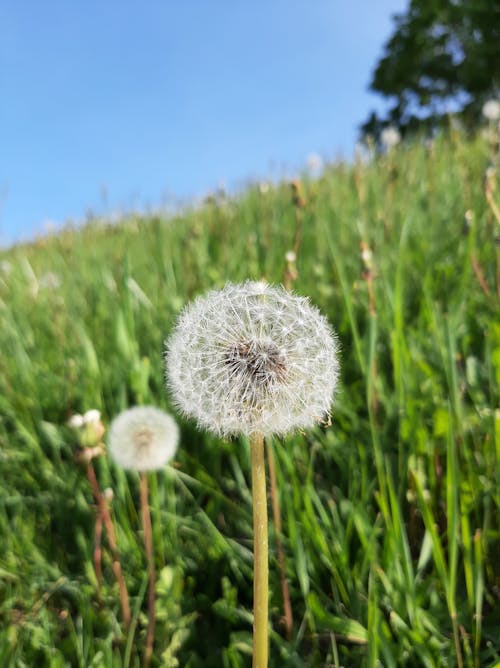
(0, 131), (499, 667)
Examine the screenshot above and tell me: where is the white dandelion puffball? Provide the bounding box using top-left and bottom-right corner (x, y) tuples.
(108, 406), (179, 472)
(482, 99), (500, 122)
(381, 126), (401, 149)
(306, 152), (323, 174)
(165, 281), (340, 437)
(39, 272), (61, 289)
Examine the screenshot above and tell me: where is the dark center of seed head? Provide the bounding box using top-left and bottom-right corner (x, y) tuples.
(224, 339), (287, 386)
(134, 427), (154, 451)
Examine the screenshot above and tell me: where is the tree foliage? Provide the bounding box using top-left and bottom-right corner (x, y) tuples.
(362, 0), (500, 137)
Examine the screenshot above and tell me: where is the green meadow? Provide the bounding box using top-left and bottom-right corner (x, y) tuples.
(0, 131), (499, 667)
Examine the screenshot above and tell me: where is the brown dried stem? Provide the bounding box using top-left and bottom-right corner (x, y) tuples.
(470, 253), (491, 297)
(86, 462), (131, 631)
(485, 181), (500, 226)
(290, 180), (306, 257)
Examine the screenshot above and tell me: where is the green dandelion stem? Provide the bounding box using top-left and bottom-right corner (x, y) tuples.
(251, 432), (269, 668)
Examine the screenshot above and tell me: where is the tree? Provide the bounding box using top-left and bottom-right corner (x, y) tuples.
(361, 0), (500, 138)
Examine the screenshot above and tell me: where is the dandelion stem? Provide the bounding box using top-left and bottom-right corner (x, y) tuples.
(266, 439), (293, 640)
(86, 463), (131, 631)
(251, 432), (269, 668)
(470, 252), (491, 297)
(140, 472), (156, 668)
(93, 508), (103, 593)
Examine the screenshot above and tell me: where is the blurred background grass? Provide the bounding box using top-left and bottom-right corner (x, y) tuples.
(0, 129), (499, 667)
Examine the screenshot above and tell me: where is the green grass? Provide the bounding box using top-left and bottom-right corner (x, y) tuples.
(0, 130), (499, 667)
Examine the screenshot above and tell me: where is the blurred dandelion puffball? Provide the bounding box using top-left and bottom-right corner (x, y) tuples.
(306, 152), (323, 174)
(108, 406), (179, 472)
(381, 126), (401, 149)
(165, 281), (340, 437)
(482, 99), (500, 122)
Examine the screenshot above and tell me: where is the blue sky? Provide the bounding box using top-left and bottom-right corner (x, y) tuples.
(0, 1), (407, 246)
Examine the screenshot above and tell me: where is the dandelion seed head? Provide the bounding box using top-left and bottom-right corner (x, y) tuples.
(165, 281), (340, 437)
(0, 260), (12, 276)
(108, 406), (179, 471)
(354, 142), (371, 164)
(306, 152), (323, 174)
(83, 409), (101, 425)
(381, 126), (401, 149)
(39, 272), (61, 289)
(482, 99), (500, 122)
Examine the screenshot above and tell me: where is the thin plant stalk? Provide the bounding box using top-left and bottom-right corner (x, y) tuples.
(86, 462), (131, 631)
(278, 248), (297, 638)
(250, 432), (269, 668)
(290, 180), (306, 256)
(266, 439), (293, 640)
(93, 508), (103, 592)
(140, 472), (156, 668)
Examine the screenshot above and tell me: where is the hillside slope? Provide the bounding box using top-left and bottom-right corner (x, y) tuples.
(0, 132), (499, 667)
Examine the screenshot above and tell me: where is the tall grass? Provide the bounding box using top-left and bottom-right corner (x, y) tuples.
(0, 130), (498, 667)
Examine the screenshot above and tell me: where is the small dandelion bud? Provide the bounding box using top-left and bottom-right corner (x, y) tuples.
(108, 406), (179, 472)
(81, 419), (106, 448)
(285, 250), (296, 263)
(76, 444), (105, 464)
(165, 281), (340, 438)
(103, 487), (114, 502)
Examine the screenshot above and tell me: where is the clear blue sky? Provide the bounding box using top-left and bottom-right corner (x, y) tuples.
(0, 1), (407, 246)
